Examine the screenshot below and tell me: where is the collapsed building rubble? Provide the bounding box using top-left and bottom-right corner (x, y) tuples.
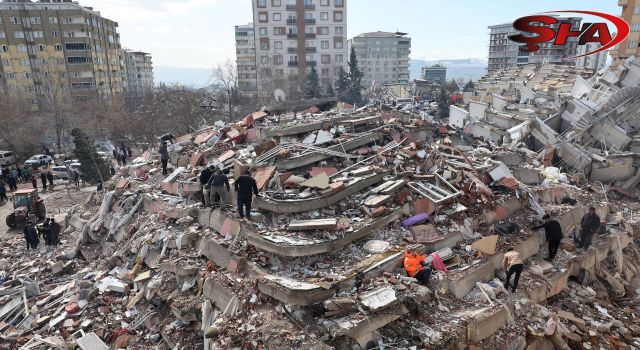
(1, 58), (640, 350)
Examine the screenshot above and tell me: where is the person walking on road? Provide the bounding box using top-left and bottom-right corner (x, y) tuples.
(234, 170), (259, 219)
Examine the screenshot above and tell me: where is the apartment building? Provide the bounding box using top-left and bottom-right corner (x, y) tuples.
(611, 0), (640, 61)
(0, 0), (123, 108)
(348, 31), (410, 89)
(575, 43), (608, 71)
(235, 23), (257, 94)
(421, 64), (446, 85)
(487, 17), (581, 72)
(121, 49), (153, 96)
(249, 0), (348, 99)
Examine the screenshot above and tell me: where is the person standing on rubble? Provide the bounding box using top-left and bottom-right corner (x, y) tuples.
(159, 142), (169, 175)
(31, 176), (38, 190)
(23, 223), (39, 250)
(41, 218), (51, 245)
(533, 214), (563, 262)
(579, 207), (600, 250)
(40, 171), (47, 190)
(502, 247), (524, 293)
(234, 170), (259, 219)
(49, 218), (61, 246)
(207, 168), (230, 211)
(199, 164), (214, 207)
(403, 249), (432, 284)
(47, 170), (54, 189)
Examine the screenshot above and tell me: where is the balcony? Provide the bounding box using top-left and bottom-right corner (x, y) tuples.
(304, 33), (316, 39)
(287, 33), (298, 39)
(305, 60), (316, 66)
(286, 18), (297, 24)
(304, 18), (316, 24)
(304, 4), (315, 10)
(287, 47), (298, 53)
(286, 4), (296, 10)
(288, 61), (299, 67)
(304, 47), (316, 53)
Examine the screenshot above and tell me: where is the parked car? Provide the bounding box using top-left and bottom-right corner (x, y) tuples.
(51, 165), (69, 179)
(0, 151), (14, 167)
(24, 154), (53, 167)
(69, 162), (82, 175)
(96, 152), (112, 161)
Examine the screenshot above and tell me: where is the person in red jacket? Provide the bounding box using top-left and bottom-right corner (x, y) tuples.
(404, 249), (432, 284)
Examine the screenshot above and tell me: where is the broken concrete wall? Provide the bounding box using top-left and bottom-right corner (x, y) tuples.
(491, 94), (508, 112)
(449, 105), (470, 128)
(589, 155), (636, 182)
(589, 121), (631, 151)
(469, 100), (488, 121)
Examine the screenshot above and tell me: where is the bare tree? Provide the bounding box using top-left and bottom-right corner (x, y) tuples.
(212, 60), (239, 121)
(38, 62), (75, 152)
(0, 93), (39, 157)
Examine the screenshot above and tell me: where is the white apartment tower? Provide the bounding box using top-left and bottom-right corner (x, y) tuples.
(122, 49), (153, 95)
(235, 24), (257, 94)
(348, 31), (411, 89)
(249, 0), (348, 100)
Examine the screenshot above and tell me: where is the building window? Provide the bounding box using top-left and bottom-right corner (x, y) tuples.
(334, 11), (343, 21)
(49, 16), (58, 24)
(63, 17), (73, 24)
(635, 6), (640, 14)
(273, 13), (281, 21)
(257, 0), (267, 7)
(260, 56), (269, 64)
(52, 31), (60, 38)
(0, 32), (4, 39)
(632, 23), (640, 32)
(288, 27), (297, 34)
(2, 59), (10, 66)
(38, 44), (45, 52)
(30, 16), (41, 24)
(54, 44), (63, 51)
(274, 27), (286, 35)
(33, 31), (44, 38)
(259, 27), (267, 36)
(334, 38), (343, 49)
(274, 41), (282, 49)
(318, 27), (329, 35)
(629, 40), (638, 49)
(335, 0), (344, 6)
(10, 17), (20, 24)
(260, 41), (270, 50)
(320, 0), (329, 5)
(272, 0), (281, 5)
(20, 59), (29, 66)
(321, 68), (329, 76)
(275, 69), (284, 76)
(335, 26), (343, 35)
(321, 54), (330, 64)
(259, 12), (268, 22)
(67, 56), (93, 64)
(14, 31), (24, 39)
(6, 72), (15, 79)
(305, 26), (314, 34)
(320, 12), (329, 20)
(273, 55), (283, 64)
(17, 45), (27, 53)
(321, 40), (329, 49)
(336, 54), (343, 62)
(1, 45), (8, 53)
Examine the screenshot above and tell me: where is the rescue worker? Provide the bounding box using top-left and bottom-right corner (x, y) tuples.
(24, 223), (39, 250)
(47, 170), (54, 188)
(502, 247), (524, 293)
(533, 214), (563, 261)
(41, 218), (51, 245)
(40, 172), (47, 190)
(579, 207), (600, 249)
(234, 170), (259, 219)
(7, 174), (17, 191)
(31, 176), (38, 190)
(49, 218), (61, 246)
(207, 168), (230, 210)
(73, 170), (80, 188)
(159, 142), (169, 175)
(0, 180), (7, 202)
(199, 164), (214, 207)
(22, 167), (29, 182)
(403, 249), (432, 284)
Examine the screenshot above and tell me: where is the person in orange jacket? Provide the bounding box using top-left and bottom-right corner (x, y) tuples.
(404, 249), (432, 284)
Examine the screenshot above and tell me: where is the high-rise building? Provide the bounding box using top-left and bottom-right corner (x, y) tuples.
(249, 0), (348, 100)
(348, 31), (411, 89)
(487, 17), (581, 72)
(235, 23), (257, 95)
(421, 64), (446, 85)
(611, 0), (640, 61)
(121, 49), (153, 96)
(0, 0), (124, 107)
(575, 43), (608, 71)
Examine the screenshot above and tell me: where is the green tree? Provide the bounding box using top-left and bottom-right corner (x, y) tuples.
(305, 66), (321, 98)
(324, 83), (335, 97)
(335, 67), (349, 100)
(437, 88), (450, 119)
(444, 79), (459, 93)
(463, 79), (475, 92)
(346, 46), (363, 105)
(71, 128), (111, 185)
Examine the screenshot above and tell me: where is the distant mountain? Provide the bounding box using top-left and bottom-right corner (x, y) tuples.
(154, 66), (213, 87)
(410, 58), (487, 82)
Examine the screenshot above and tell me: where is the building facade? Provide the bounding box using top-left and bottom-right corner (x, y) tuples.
(235, 23), (257, 94)
(348, 31), (410, 89)
(249, 0), (348, 100)
(121, 49), (153, 95)
(611, 0), (640, 61)
(421, 64), (446, 85)
(0, 0), (124, 107)
(575, 43), (608, 71)
(487, 17), (581, 72)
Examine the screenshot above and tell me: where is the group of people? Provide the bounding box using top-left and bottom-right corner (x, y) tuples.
(23, 217), (61, 251)
(113, 144), (133, 166)
(402, 207), (603, 294)
(198, 165), (259, 220)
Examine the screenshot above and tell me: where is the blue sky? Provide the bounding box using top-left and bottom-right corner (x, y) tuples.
(80, 0), (621, 68)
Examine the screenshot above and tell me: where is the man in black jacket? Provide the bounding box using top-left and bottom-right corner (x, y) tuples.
(199, 165), (214, 207)
(579, 207), (600, 249)
(49, 218), (61, 246)
(207, 169), (230, 210)
(159, 142), (169, 175)
(534, 214), (563, 261)
(234, 170), (259, 219)
(24, 223), (39, 250)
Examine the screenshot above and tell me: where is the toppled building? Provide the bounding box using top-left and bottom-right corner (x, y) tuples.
(1, 59), (640, 350)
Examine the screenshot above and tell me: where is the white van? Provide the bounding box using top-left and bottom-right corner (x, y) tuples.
(0, 151), (14, 167)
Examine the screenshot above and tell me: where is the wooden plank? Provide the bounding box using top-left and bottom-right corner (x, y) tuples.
(364, 194), (391, 207)
(287, 219), (338, 231)
(380, 179), (406, 195)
